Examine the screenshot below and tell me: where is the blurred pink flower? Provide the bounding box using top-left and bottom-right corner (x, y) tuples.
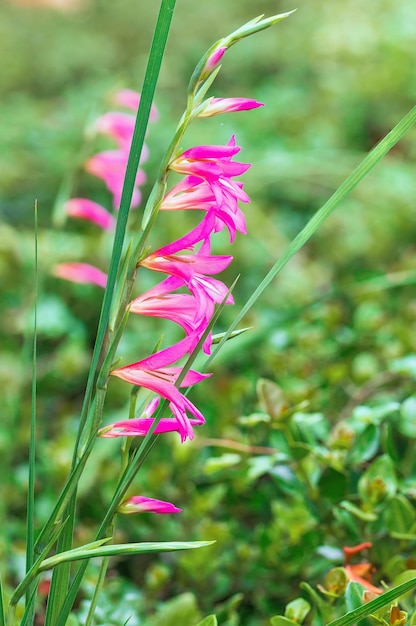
(64, 198), (115, 231)
(85, 150), (145, 209)
(118, 496), (181, 514)
(93, 112), (137, 152)
(52, 263), (107, 288)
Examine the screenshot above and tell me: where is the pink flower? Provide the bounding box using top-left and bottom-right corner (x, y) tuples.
(197, 97), (263, 118)
(129, 275), (213, 354)
(99, 416), (203, 438)
(64, 198), (115, 231)
(161, 175), (249, 242)
(202, 46), (227, 77)
(118, 496), (181, 514)
(170, 138), (250, 181)
(111, 337), (211, 441)
(85, 150), (145, 209)
(99, 397), (202, 440)
(52, 262), (107, 288)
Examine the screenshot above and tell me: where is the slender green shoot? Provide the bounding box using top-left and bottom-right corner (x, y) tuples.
(326, 576), (416, 626)
(25, 201), (38, 626)
(206, 105), (416, 368)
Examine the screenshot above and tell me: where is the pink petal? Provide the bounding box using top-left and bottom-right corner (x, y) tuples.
(118, 496), (181, 514)
(99, 416), (202, 438)
(198, 97), (263, 118)
(202, 46), (227, 76)
(64, 198), (115, 231)
(52, 263), (107, 288)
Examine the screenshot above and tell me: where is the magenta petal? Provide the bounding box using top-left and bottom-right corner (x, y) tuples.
(198, 97), (264, 118)
(99, 416), (202, 438)
(118, 496), (181, 514)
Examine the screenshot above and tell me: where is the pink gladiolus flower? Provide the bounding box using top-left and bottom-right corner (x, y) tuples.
(52, 262), (107, 288)
(161, 175), (249, 242)
(170, 138), (250, 181)
(118, 496), (181, 515)
(111, 89), (159, 122)
(111, 337), (211, 441)
(99, 416), (203, 438)
(202, 46), (227, 77)
(85, 150), (145, 209)
(99, 397), (202, 440)
(197, 97), (263, 118)
(64, 198), (115, 231)
(130, 275), (213, 354)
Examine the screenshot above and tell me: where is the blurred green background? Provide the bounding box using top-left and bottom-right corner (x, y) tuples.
(1, 1), (416, 624)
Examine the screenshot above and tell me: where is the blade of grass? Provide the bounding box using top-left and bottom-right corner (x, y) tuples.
(44, 3), (176, 625)
(326, 576), (416, 626)
(205, 105), (416, 368)
(25, 201), (38, 626)
(0, 574), (5, 626)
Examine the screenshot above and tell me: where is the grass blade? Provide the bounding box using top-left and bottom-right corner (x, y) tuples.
(43, 2), (177, 624)
(25, 201), (38, 625)
(206, 105), (416, 368)
(326, 576), (416, 626)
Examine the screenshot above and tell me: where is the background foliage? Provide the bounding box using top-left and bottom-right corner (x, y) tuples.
(1, 0), (416, 624)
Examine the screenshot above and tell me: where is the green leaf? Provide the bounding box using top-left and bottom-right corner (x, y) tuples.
(257, 378), (288, 421)
(358, 454), (397, 507)
(345, 581), (365, 612)
(383, 494), (416, 535)
(0, 573), (5, 626)
(25, 202), (38, 626)
(285, 597), (311, 623)
(271, 617), (298, 626)
(398, 396), (416, 437)
(196, 616), (218, 626)
(347, 424), (380, 465)
(40, 542), (214, 571)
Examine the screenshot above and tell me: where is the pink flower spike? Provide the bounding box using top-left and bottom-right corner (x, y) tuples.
(118, 496), (181, 515)
(52, 263), (107, 288)
(64, 198), (115, 231)
(111, 89), (159, 122)
(198, 97), (264, 118)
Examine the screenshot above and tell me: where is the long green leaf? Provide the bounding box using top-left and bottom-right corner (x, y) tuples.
(44, 2), (176, 625)
(326, 576), (416, 626)
(0, 574), (5, 626)
(25, 201), (38, 625)
(40, 541), (214, 571)
(206, 106), (416, 368)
